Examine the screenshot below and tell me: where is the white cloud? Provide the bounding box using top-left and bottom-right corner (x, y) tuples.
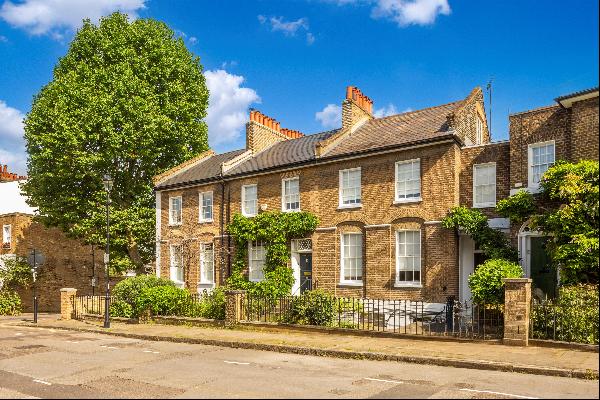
(315, 104), (342, 129)
(322, 0), (450, 27)
(0, 100), (24, 141)
(204, 69), (260, 148)
(0, 0), (146, 37)
(258, 14), (315, 43)
(374, 103), (398, 117)
(0, 35), (7, 42)
(371, 0), (450, 26)
(0, 100), (27, 175)
(188, 36), (197, 45)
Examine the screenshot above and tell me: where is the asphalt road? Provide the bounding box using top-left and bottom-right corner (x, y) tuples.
(0, 323), (597, 399)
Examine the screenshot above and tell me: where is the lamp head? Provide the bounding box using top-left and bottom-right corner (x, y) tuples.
(102, 174), (113, 191)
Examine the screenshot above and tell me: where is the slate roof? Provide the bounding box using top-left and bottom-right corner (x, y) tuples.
(324, 101), (462, 157)
(156, 149), (246, 188)
(155, 100), (464, 190)
(555, 87), (599, 103)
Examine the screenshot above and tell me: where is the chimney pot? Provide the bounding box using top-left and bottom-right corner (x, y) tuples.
(346, 86), (353, 100)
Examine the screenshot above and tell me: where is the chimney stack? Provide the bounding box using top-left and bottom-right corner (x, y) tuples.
(341, 85), (374, 130)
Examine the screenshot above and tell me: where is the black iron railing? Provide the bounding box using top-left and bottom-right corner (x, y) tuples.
(71, 295), (115, 320)
(530, 298), (599, 344)
(244, 293), (503, 339)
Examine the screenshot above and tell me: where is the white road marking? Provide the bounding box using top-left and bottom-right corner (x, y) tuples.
(364, 377), (405, 385)
(66, 340), (79, 344)
(224, 360), (250, 365)
(100, 345), (118, 349)
(33, 379), (52, 386)
(15, 333), (23, 336)
(459, 388), (538, 399)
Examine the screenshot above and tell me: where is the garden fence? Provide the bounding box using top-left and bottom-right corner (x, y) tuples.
(530, 298), (599, 344)
(244, 293), (503, 339)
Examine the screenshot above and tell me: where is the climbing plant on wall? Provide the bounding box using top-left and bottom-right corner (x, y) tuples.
(226, 211), (319, 297)
(442, 206), (518, 262)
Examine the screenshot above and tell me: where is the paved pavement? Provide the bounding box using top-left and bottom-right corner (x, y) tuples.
(0, 317), (598, 398)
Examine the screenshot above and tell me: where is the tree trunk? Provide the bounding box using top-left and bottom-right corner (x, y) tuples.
(126, 231), (145, 274)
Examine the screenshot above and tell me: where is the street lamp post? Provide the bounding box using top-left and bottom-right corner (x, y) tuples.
(102, 174), (113, 329)
(27, 249), (44, 324)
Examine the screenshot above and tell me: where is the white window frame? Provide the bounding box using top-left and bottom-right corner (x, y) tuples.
(169, 196), (182, 226)
(395, 158), (421, 203)
(473, 163), (497, 208)
(528, 140), (555, 190)
(199, 242), (214, 284)
(169, 244), (184, 285)
(476, 116), (484, 144)
(248, 241), (266, 282)
(340, 233), (363, 285)
(395, 229), (422, 287)
(242, 184), (258, 217)
(2, 224), (11, 246)
(198, 191), (213, 222)
(281, 177), (301, 212)
(338, 167), (362, 208)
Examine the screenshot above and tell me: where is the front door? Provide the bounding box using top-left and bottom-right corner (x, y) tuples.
(299, 253), (312, 294)
(530, 236), (557, 299)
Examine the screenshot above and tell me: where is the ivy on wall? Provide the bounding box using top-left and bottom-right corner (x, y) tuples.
(226, 211), (319, 297)
(441, 206), (518, 262)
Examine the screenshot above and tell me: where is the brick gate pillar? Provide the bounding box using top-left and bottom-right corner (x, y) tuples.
(60, 288), (77, 320)
(225, 290), (246, 327)
(502, 278), (532, 346)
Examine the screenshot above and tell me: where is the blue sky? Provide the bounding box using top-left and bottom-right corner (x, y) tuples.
(1, 0), (598, 175)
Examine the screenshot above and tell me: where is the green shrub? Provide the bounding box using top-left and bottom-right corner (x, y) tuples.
(112, 275), (175, 306)
(282, 290), (336, 326)
(532, 284), (599, 344)
(198, 288), (226, 320)
(468, 259), (523, 304)
(0, 290), (22, 316)
(109, 300), (134, 318)
(133, 285), (193, 317)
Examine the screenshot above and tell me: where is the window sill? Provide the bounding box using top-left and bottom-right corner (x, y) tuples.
(282, 208), (301, 213)
(338, 282), (363, 288)
(393, 283), (423, 289)
(198, 219), (214, 224)
(171, 280), (185, 288)
(473, 203), (496, 209)
(337, 204), (362, 210)
(197, 282), (215, 290)
(394, 197), (422, 205)
(168, 223), (183, 228)
(242, 213), (257, 218)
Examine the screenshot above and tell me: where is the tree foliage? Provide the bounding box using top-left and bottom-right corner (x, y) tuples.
(226, 211), (319, 297)
(497, 160), (599, 284)
(22, 12), (209, 272)
(442, 206), (518, 261)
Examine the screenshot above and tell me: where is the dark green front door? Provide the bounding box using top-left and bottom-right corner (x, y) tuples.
(299, 254), (312, 294)
(530, 236), (557, 299)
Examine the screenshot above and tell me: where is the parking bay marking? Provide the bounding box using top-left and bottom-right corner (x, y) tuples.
(33, 379), (52, 386)
(224, 361), (250, 365)
(459, 388), (538, 399)
(364, 377), (405, 385)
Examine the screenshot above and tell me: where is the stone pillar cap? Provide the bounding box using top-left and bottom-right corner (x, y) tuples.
(60, 288), (78, 292)
(502, 278), (532, 283)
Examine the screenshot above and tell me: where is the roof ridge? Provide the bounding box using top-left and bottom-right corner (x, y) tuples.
(371, 99), (464, 123)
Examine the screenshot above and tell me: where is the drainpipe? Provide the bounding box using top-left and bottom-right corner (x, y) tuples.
(219, 173), (225, 286)
(226, 182), (232, 277)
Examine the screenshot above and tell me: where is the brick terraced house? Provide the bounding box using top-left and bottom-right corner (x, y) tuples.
(154, 86), (598, 303)
(1, 177), (115, 312)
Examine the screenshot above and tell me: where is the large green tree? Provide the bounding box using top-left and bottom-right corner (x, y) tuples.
(22, 12), (209, 272)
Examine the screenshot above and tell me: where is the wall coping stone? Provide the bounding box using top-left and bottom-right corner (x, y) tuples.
(503, 278), (532, 283)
